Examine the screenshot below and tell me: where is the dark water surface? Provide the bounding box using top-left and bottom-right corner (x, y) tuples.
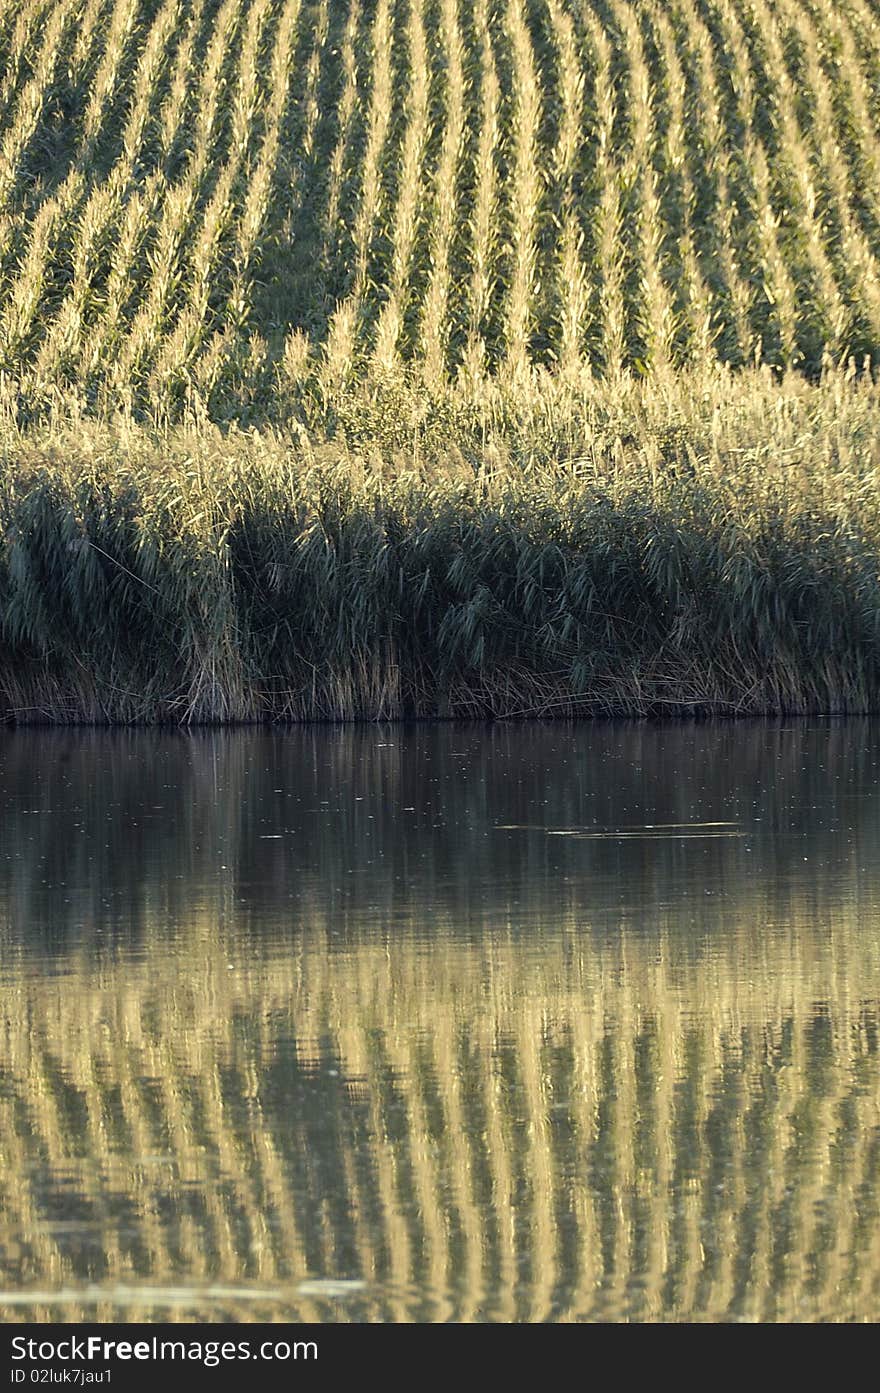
(1, 721), (879, 1322)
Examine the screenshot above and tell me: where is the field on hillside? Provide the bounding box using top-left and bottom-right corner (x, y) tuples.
(2, 0), (880, 720)
(1, 0), (880, 421)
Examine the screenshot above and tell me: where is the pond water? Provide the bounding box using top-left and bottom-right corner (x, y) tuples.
(0, 721), (878, 1323)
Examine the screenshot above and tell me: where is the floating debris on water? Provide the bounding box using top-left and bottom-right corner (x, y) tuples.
(296, 1279), (367, 1299)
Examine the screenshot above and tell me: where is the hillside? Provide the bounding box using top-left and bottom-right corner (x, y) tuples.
(2, 0), (880, 721)
(1, 0), (880, 421)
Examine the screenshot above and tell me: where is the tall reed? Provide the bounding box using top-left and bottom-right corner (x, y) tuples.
(2, 363), (880, 723)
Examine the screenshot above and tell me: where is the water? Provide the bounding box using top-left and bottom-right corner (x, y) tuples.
(0, 720), (879, 1323)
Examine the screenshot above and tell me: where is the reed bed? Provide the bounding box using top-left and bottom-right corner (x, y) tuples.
(1, 363), (880, 723)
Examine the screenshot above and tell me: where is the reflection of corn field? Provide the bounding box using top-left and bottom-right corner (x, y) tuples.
(0, 723), (879, 1322)
(0, 920), (878, 1322)
(2, 0), (880, 418)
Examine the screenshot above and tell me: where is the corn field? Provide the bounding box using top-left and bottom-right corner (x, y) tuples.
(1, 0), (880, 421)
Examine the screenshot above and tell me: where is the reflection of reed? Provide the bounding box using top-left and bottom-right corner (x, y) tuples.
(2, 719), (880, 950)
(1, 915), (878, 1322)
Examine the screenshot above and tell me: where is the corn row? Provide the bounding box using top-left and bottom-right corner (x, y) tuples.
(502, 0), (543, 373)
(701, 0), (797, 364)
(463, 0), (500, 368)
(807, 0), (880, 247)
(76, 0), (207, 384)
(9, 0), (173, 384)
(0, 0), (80, 212)
(78, 0), (141, 155)
(318, 0), (363, 300)
(673, 0), (755, 361)
(107, 0), (254, 385)
(545, 0), (589, 373)
(779, 0), (880, 348)
(0, 173), (84, 366)
(418, 0), (466, 380)
(612, 0), (677, 371)
(75, 0), (234, 380)
(33, 0), (185, 383)
(373, 0), (431, 370)
(739, 0), (849, 359)
(156, 0), (211, 167)
(649, 0), (716, 361)
(346, 0), (394, 319)
(584, 12), (626, 374)
(69, 0), (113, 82)
(158, 0), (303, 398)
(0, 0), (58, 130)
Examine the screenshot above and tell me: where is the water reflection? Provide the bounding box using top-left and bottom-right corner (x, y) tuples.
(0, 722), (879, 1321)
